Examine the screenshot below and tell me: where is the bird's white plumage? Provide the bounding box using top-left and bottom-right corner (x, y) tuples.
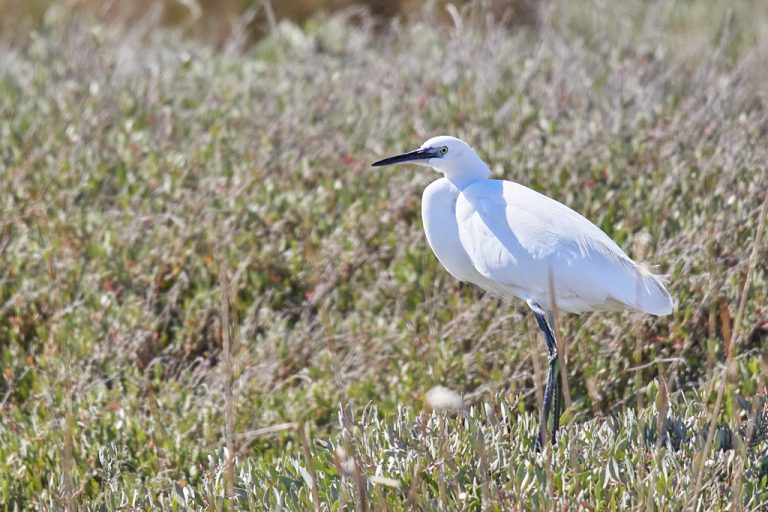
(377, 135), (673, 317)
(454, 179), (672, 314)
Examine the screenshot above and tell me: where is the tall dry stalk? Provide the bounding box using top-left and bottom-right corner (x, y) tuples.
(548, 267), (572, 413)
(547, 267), (579, 499)
(686, 193), (768, 509)
(217, 260), (236, 502)
(42, 227), (75, 512)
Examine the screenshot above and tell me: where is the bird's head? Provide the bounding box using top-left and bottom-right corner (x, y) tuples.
(372, 135), (491, 187)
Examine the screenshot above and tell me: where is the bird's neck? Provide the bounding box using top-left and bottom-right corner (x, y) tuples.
(439, 155), (492, 190)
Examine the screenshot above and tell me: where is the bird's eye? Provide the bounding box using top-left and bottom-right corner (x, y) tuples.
(439, 146), (449, 155)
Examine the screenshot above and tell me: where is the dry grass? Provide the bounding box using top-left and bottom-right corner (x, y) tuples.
(1, 0), (767, 509)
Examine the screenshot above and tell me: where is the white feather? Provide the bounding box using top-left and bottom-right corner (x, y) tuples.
(455, 179), (672, 314)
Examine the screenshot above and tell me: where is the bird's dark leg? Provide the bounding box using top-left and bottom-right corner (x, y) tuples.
(547, 310), (562, 446)
(531, 303), (562, 451)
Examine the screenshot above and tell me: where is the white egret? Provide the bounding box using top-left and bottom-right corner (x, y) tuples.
(372, 135), (673, 449)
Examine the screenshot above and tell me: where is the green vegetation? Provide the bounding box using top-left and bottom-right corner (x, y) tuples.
(1, 1), (767, 509)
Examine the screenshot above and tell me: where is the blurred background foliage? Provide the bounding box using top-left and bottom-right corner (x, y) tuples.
(0, 0), (540, 43)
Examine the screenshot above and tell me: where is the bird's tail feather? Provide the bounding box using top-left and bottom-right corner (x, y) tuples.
(633, 264), (673, 316)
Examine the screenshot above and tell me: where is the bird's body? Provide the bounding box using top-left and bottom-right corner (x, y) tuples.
(372, 135), (673, 449)
(422, 176), (672, 315)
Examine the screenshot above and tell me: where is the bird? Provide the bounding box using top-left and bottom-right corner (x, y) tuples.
(372, 135), (673, 450)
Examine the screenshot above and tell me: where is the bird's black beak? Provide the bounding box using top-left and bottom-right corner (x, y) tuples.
(371, 147), (438, 167)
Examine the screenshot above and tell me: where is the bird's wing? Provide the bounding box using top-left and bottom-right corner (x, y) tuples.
(455, 179), (672, 315)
